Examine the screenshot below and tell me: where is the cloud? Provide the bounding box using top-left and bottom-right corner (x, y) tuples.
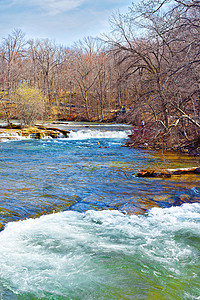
(30, 0), (84, 15)
(1, 0), (85, 15)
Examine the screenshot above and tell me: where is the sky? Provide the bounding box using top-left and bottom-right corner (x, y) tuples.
(0, 0), (132, 47)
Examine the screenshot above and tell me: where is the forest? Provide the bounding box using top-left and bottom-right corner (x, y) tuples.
(0, 0), (199, 153)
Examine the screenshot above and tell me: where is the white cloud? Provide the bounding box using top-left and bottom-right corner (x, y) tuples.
(31, 0), (84, 15)
(1, 0), (85, 15)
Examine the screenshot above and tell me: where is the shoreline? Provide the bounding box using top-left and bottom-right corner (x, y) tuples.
(126, 125), (200, 156)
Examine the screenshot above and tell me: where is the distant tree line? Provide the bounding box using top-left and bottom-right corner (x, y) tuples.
(0, 0), (199, 148)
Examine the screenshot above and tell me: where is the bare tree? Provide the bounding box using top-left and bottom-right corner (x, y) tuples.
(27, 39), (66, 104)
(72, 37), (104, 120)
(1, 29), (26, 94)
(102, 0), (200, 146)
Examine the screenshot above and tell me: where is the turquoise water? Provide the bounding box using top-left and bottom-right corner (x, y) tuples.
(0, 124), (199, 299)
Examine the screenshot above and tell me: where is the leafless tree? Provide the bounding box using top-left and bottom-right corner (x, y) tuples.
(1, 29), (26, 94)
(102, 0), (200, 146)
(27, 38), (66, 104)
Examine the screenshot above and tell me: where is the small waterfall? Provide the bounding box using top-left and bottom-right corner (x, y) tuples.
(68, 129), (131, 140)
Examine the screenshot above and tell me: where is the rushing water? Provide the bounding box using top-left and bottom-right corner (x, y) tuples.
(0, 123), (199, 299)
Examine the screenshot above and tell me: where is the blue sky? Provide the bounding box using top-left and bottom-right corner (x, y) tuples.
(0, 0), (132, 46)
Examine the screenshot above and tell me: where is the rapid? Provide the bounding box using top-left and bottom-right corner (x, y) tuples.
(0, 122), (199, 299)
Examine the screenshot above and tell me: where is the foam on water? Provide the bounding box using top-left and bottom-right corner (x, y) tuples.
(68, 129), (131, 140)
(0, 128), (131, 142)
(0, 132), (26, 142)
(0, 203), (199, 299)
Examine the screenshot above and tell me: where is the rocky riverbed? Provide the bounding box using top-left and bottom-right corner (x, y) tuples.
(0, 125), (70, 141)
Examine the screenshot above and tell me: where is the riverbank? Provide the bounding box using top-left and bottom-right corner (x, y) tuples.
(126, 124), (200, 156)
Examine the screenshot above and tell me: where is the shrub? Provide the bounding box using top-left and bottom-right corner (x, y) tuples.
(13, 83), (47, 126)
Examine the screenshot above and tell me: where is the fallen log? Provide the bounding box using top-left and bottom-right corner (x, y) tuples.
(136, 167), (200, 178)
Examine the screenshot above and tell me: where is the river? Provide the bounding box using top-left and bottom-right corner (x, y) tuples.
(0, 122), (199, 299)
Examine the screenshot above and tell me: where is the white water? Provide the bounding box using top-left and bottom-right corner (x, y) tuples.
(0, 132), (25, 142)
(68, 129), (131, 140)
(0, 128), (132, 142)
(0, 203), (199, 299)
